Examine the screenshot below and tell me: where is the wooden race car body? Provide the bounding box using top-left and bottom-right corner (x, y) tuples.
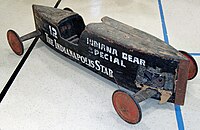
(5, 3), (198, 124)
(33, 5), (189, 105)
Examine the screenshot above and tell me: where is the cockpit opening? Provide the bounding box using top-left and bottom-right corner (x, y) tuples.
(58, 14), (85, 44)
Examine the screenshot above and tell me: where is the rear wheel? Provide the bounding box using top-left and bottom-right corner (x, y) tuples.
(179, 50), (198, 80)
(7, 30), (24, 56)
(112, 89), (142, 124)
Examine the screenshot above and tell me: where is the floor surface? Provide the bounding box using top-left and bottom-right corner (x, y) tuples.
(0, 0), (199, 130)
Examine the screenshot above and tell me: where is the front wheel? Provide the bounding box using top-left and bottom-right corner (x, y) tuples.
(7, 30), (24, 56)
(179, 50), (198, 80)
(63, 7), (73, 12)
(112, 89), (142, 124)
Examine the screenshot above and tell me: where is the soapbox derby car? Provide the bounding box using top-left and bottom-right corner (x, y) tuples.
(6, 3), (198, 124)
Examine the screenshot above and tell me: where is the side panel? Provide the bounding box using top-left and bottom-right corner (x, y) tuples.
(79, 30), (179, 103)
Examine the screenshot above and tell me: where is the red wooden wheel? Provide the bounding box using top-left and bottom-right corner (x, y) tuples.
(7, 30), (24, 56)
(112, 90), (142, 124)
(179, 51), (198, 80)
(63, 7), (73, 12)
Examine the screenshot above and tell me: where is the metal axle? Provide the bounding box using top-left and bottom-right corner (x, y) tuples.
(20, 30), (41, 42)
(133, 88), (157, 103)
